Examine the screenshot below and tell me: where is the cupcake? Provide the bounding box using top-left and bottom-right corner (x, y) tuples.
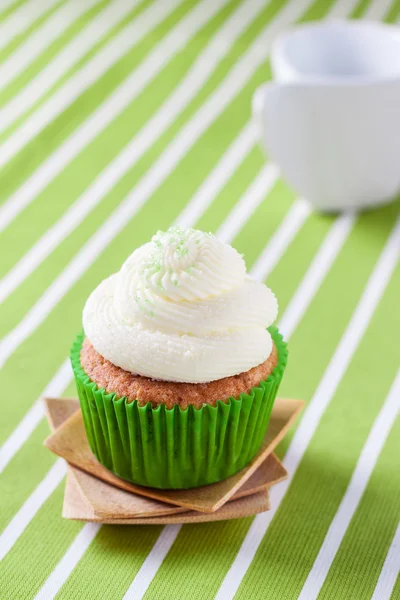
(71, 227), (287, 489)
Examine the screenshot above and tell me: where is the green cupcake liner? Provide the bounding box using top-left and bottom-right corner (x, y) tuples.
(70, 327), (288, 489)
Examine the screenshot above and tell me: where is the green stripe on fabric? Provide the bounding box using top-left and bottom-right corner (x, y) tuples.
(298, 0), (337, 21)
(195, 147), (264, 232)
(0, 0), (111, 109)
(234, 210), (400, 599)
(350, 0), (372, 18)
(390, 575), (400, 600)
(386, 0), (400, 21)
(0, 0), (65, 64)
(265, 211), (334, 315)
(232, 178), (295, 268)
(319, 416), (400, 599)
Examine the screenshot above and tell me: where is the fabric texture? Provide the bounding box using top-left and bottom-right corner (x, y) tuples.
(0, 0), (399, 599)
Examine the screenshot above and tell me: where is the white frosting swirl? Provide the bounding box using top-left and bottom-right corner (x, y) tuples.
(83, 227), (278, 383)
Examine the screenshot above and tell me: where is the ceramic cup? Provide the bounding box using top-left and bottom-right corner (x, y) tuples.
(253, 20), (400, 212)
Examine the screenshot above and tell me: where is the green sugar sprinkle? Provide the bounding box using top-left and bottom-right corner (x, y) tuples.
(144, 226), (210, 278)
(135, 294), (155, 318)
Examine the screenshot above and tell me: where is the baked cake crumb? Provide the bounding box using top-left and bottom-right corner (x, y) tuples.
(80, 338), (279, 409)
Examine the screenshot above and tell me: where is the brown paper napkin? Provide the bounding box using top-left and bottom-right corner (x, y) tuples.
(63, 471), (272, 524)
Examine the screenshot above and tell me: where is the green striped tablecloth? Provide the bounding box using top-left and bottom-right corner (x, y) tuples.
(0, 0), (399, 598)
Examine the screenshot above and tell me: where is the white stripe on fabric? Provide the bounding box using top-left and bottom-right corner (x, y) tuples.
(0, 0), (265, 304)
(363, 0), (393, 20)
(0, 459), (66, 561)
(327, 0), (361, 17)
(250, 198), (311, 282)
(298, 369), (400, 600)
(217, 167), (278, 245)
(371, 523), (400, 600)
(216, 163), (279, 243)
(0, 0), (102, 89)
(33, 523), (102, 600)
(176, 122), (256, 229)
(0, 0), (183, 174)
(0, 360), (72, 474)
(123, 526), (182, 600)
(0, 0), (60, 52)
(0, 0), (144, 141)
(0, 0), (315, 368)
(215, 215), (400, 600)
(279, 213), (355, 338)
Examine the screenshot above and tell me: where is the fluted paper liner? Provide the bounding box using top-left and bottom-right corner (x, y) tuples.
(44, 397), (302, 513)
(70, 327), (288, 489)
(44, 397), (304, 521)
